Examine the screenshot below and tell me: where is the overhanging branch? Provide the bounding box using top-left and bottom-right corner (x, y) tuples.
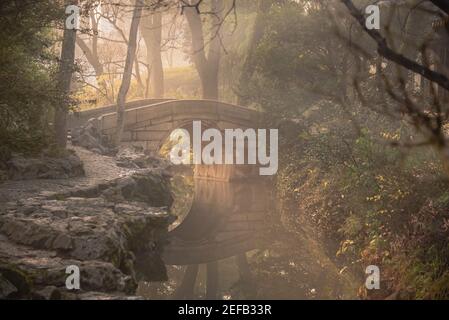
(341, 0), (449, 91)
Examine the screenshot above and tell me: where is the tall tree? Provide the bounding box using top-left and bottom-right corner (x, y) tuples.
(0, 0), (61, 157)
(141, 10), (164, 98)
(183, 0), (224, 100)
(55, 0), (79, 149)
(114, 0), (145, 147)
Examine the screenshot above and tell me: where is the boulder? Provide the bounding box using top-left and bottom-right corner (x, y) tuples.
(32, 286), (61, 300)
(54, 169), (173, 208)
(115, 146), (172, 170)
(0, 196), (169, 275)
(71, 118), (112, 155)
(6, 151), (85, 180)
(0, 273), (17, 299)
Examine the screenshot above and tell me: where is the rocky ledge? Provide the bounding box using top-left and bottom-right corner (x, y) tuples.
(3, 150), (85, 181)
(0, 169), (173, 300)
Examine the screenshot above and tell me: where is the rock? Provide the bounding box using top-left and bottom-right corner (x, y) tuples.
(0, 197), (169, 268)
(52, 234), (73, 250)
(53, 170), (173, 208)
(0, 170), (8, 183)
(0, 260), (31, 298)
(0, 169), (172, 299)
(107, 171), (173, 206)
(32, 286), (61, 300)
(71, 118), (112, 155)
(0, 273), (17, 299)
(6, 151), (85, 180)
(0, 237), (142, 299)
(115, 146), (172, 170)
(0, 195), (169, 299)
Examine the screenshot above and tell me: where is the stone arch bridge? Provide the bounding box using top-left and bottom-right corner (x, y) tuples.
(70, 99), (265, 181)
(97, 99), (261, 152)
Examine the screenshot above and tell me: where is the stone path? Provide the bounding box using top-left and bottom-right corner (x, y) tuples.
(0, 145), (136, 204)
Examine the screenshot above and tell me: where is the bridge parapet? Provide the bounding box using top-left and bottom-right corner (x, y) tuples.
(68, 98), (175, 130)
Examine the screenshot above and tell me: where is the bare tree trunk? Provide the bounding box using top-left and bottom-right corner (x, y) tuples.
(55, 0), (78, 149)
(134, 52), (146, 97)
(76, 38), (103, 77)
(150, 12), (164, 98)
(141, 11), (164, 98)
(237, 0), (271, 105)
(114, 0), (144, 147)
(184, 0), (223, 100)
(201, 67), (220, 100)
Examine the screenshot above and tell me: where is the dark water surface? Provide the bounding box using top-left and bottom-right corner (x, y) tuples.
(138, 175), (359, 300)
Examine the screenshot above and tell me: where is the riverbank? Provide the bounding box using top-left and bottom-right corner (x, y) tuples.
(0, 146), (173, 299)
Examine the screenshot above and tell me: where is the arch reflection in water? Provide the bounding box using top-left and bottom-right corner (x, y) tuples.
(164, 177), (273, 266)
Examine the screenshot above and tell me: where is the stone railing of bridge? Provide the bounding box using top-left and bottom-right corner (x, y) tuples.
(68, 98), (175, 130)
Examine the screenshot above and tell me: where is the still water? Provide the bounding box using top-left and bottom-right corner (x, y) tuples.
(138, 174), (358, 300)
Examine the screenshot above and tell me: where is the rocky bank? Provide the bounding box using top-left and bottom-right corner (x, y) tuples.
(0, 146), (173, 300)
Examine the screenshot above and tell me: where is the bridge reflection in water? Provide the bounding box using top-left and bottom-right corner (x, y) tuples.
(164, 174), (273, 299)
